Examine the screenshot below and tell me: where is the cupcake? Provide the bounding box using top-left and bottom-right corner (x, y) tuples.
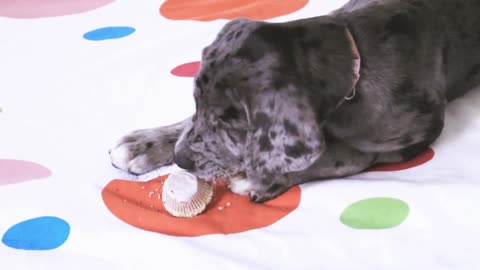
(162, 170), (213, 218)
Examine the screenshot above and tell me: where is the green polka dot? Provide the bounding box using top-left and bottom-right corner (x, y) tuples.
(340, 197), (409, 229)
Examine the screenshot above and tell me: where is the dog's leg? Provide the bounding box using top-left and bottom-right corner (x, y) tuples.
(372, 142), (432, 164)
(249, 141), (377, 203)
(109, 117), (191, 175)
(228, 140), (433, 203)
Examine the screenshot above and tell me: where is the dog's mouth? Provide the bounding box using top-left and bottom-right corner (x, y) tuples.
(198, 172), (246, 184)
(189, 158), (245, 183)
(219, 172), (247, 185)
(228, 172), (246, 181)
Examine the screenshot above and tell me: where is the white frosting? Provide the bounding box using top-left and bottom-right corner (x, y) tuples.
(164, 171), (199, 202)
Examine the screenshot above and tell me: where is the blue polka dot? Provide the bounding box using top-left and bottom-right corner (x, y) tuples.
(83, 26), (135, 41)
(2, 216), (70, 250)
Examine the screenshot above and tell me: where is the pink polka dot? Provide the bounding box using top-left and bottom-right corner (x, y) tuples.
(171, 61), (200, 77)
(0, 159), (52, 185)
(0, 0), (114, 19)
(368, 148), (434, 172)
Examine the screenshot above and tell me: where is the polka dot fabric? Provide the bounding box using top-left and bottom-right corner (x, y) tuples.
(160, 0), (309, 21)
(83, 26), (136, 41)
(171, 61), (201, 77)
(0, 159), (52, 185)
(1, 0), (480, 269)
(0, 0), (114, 18)
(2, 216), (70, 250)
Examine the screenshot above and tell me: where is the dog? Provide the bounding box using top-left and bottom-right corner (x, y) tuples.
(110, 0), (480, 202)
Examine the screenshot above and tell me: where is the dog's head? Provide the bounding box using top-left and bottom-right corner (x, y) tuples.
(174, 17), (358, 184)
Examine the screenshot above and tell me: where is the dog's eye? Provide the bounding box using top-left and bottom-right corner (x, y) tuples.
(219, 106), (239, 122)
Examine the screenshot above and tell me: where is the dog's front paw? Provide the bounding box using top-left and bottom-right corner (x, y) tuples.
(227, 175), (254, 195)
(109, 128), (177, 175)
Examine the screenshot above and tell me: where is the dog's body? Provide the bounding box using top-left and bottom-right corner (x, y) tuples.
(110, 0), (480, 202)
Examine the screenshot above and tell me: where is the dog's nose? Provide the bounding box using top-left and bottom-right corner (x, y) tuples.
(173, 151), (195, 171)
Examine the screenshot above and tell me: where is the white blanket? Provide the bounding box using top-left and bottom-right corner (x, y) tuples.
(1, 1), (479, 269)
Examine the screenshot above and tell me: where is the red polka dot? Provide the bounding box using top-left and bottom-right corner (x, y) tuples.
(160, 0), (309, 21)
(171, 61), (200, 77)
(368, 147), (434, 172)
(102, 175), (301, 236)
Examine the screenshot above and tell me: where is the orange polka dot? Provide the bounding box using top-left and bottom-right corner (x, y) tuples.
(368, 147), (434, 172)
(160, 0), (309, 21)
(102, 175), (301, 236)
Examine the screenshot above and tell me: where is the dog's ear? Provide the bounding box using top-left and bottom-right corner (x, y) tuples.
(241, 87), (326, 182)
(230, 19), (359, 188)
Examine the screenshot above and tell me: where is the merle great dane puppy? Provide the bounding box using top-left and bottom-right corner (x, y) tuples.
(110, 0), (480, 202)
